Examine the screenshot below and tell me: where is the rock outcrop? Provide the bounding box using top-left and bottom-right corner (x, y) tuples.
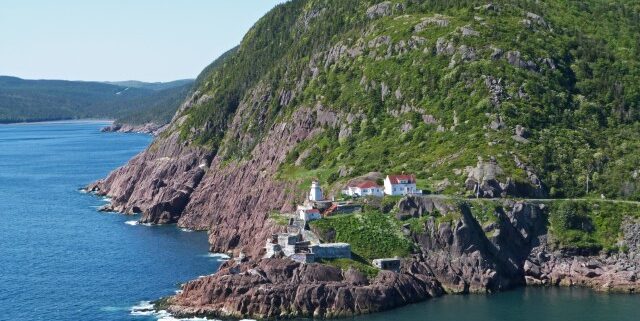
(524, 217), (640, 292)
(101, 122), (167, 136)
(165, 258), (443, 319)
(90, 104), (349, 256)
(413, 200), (546, 293)
(161, 197), (640, 318)
(464, 157), (546, 198)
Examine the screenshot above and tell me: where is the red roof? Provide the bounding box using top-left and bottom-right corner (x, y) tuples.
(387, 174), (416, 184)
(350, 181), (380, 189)
(305, 209), (320, 214)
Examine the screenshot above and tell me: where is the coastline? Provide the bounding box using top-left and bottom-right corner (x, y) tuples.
(0, 119), (114, 126)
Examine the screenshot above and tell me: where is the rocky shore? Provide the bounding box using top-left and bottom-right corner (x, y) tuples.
(88, 96), (640, 319)
(101, 122), (167, 136)
(524, 217), (640, 293)
(156, 197), (640, 319)
(165, 258), (443, 319)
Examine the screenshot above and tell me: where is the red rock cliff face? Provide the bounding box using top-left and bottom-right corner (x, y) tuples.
(90, 101), (341, 257)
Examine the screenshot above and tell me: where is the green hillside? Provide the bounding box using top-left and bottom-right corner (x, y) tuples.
(172, 0), (640, 201)
(0, 76), (192, 124)
(112, 83), (193, 126)
(103, 79), (193, 91)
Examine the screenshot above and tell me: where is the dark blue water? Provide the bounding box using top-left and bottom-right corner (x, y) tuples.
(0, 121), (637, 321)
(353, 287), (638, 321)
(0, 121), (223, 321)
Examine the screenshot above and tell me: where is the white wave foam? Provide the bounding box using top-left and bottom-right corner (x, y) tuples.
(180, 228), (194, 233)
(125, 220), (139, 226)
(132, 306), (218, 321)
(203, 253), (230, 259)
(130, 301), (155, 316)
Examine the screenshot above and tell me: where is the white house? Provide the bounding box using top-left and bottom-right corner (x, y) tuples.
(384, 174), (421, 196)
(299, 208), (322, 221)
(309, 180), (324, 201)
(343, 181), (384, 197)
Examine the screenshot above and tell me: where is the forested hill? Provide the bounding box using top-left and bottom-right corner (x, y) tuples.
(168, 0), (640, 201)
(103, 79), (193, 92)
(0, 76), (193, 124)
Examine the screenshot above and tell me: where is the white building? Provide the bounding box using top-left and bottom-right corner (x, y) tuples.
(310, 243), (351, 259)
(342, 181), (384, 197)
(309, 180), (324, 201)
(299, 208), (322, 221)
(384, 174), (421, 196)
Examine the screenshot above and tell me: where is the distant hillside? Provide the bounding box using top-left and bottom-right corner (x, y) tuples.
(109, 48), (237, 127)
(103, 79), (193, 91)
(0, 76), (193, 124)
(112, 82), (193, 126)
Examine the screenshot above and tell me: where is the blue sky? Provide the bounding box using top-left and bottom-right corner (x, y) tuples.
(0, 0), (288, 82)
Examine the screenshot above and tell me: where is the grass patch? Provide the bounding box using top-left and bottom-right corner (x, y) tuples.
(310, 210), (414, 260)
(318, 258), (380, 279)
(268, 211), (290, 226)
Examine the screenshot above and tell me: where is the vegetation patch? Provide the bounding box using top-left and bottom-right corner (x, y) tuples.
(268, 211), (290, 226)
(310, 210), (414, 261)
(317, 258), (380, 279)
(548, 200), (640, 253)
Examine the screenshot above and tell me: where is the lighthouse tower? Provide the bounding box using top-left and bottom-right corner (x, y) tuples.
(309, 180), (324, 201)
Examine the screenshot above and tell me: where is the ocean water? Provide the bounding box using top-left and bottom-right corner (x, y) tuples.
(0, 121), (223, 321)
(0, 121), (637, 321)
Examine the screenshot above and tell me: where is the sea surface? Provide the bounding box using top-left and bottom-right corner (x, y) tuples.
(0, 121), (637, 321)
(0, 121), (223, 321)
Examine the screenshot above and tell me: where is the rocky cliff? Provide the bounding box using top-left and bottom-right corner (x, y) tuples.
(165, 258), (443, 319)
(158, 197), (639, 319)
(89, 0), (640, 319)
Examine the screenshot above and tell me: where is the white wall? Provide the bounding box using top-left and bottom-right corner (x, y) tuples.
(384, 178), (420, 196)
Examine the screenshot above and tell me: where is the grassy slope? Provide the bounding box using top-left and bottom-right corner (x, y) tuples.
(175, 0), (640, 201)
(170, 0), (640, 256)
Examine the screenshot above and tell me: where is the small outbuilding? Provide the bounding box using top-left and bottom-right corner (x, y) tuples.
(310, 243), (352, 259)
(372, 258), (401, 271)
(299, 208), (322, 221)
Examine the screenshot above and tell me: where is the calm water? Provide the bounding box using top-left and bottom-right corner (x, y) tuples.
(0, 121), (637, 321)
(0, 121), (222, 321)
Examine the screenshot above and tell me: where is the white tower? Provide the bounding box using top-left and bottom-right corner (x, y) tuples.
(309, 180), (323, 201)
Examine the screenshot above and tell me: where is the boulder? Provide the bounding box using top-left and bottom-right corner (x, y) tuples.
(366, 2), (392, 19)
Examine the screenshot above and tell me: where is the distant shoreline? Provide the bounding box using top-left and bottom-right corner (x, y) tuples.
(0, 119), (114, 126)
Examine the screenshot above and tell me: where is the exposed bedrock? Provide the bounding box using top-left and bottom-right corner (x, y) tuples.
(89, 104), (343, 257)
(165, 258), (443, 319)
(101, 122), (167, 136)
(524, 217), (640, 293)
(411, 198), (546, 293)
(87, 131), (212, 225)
